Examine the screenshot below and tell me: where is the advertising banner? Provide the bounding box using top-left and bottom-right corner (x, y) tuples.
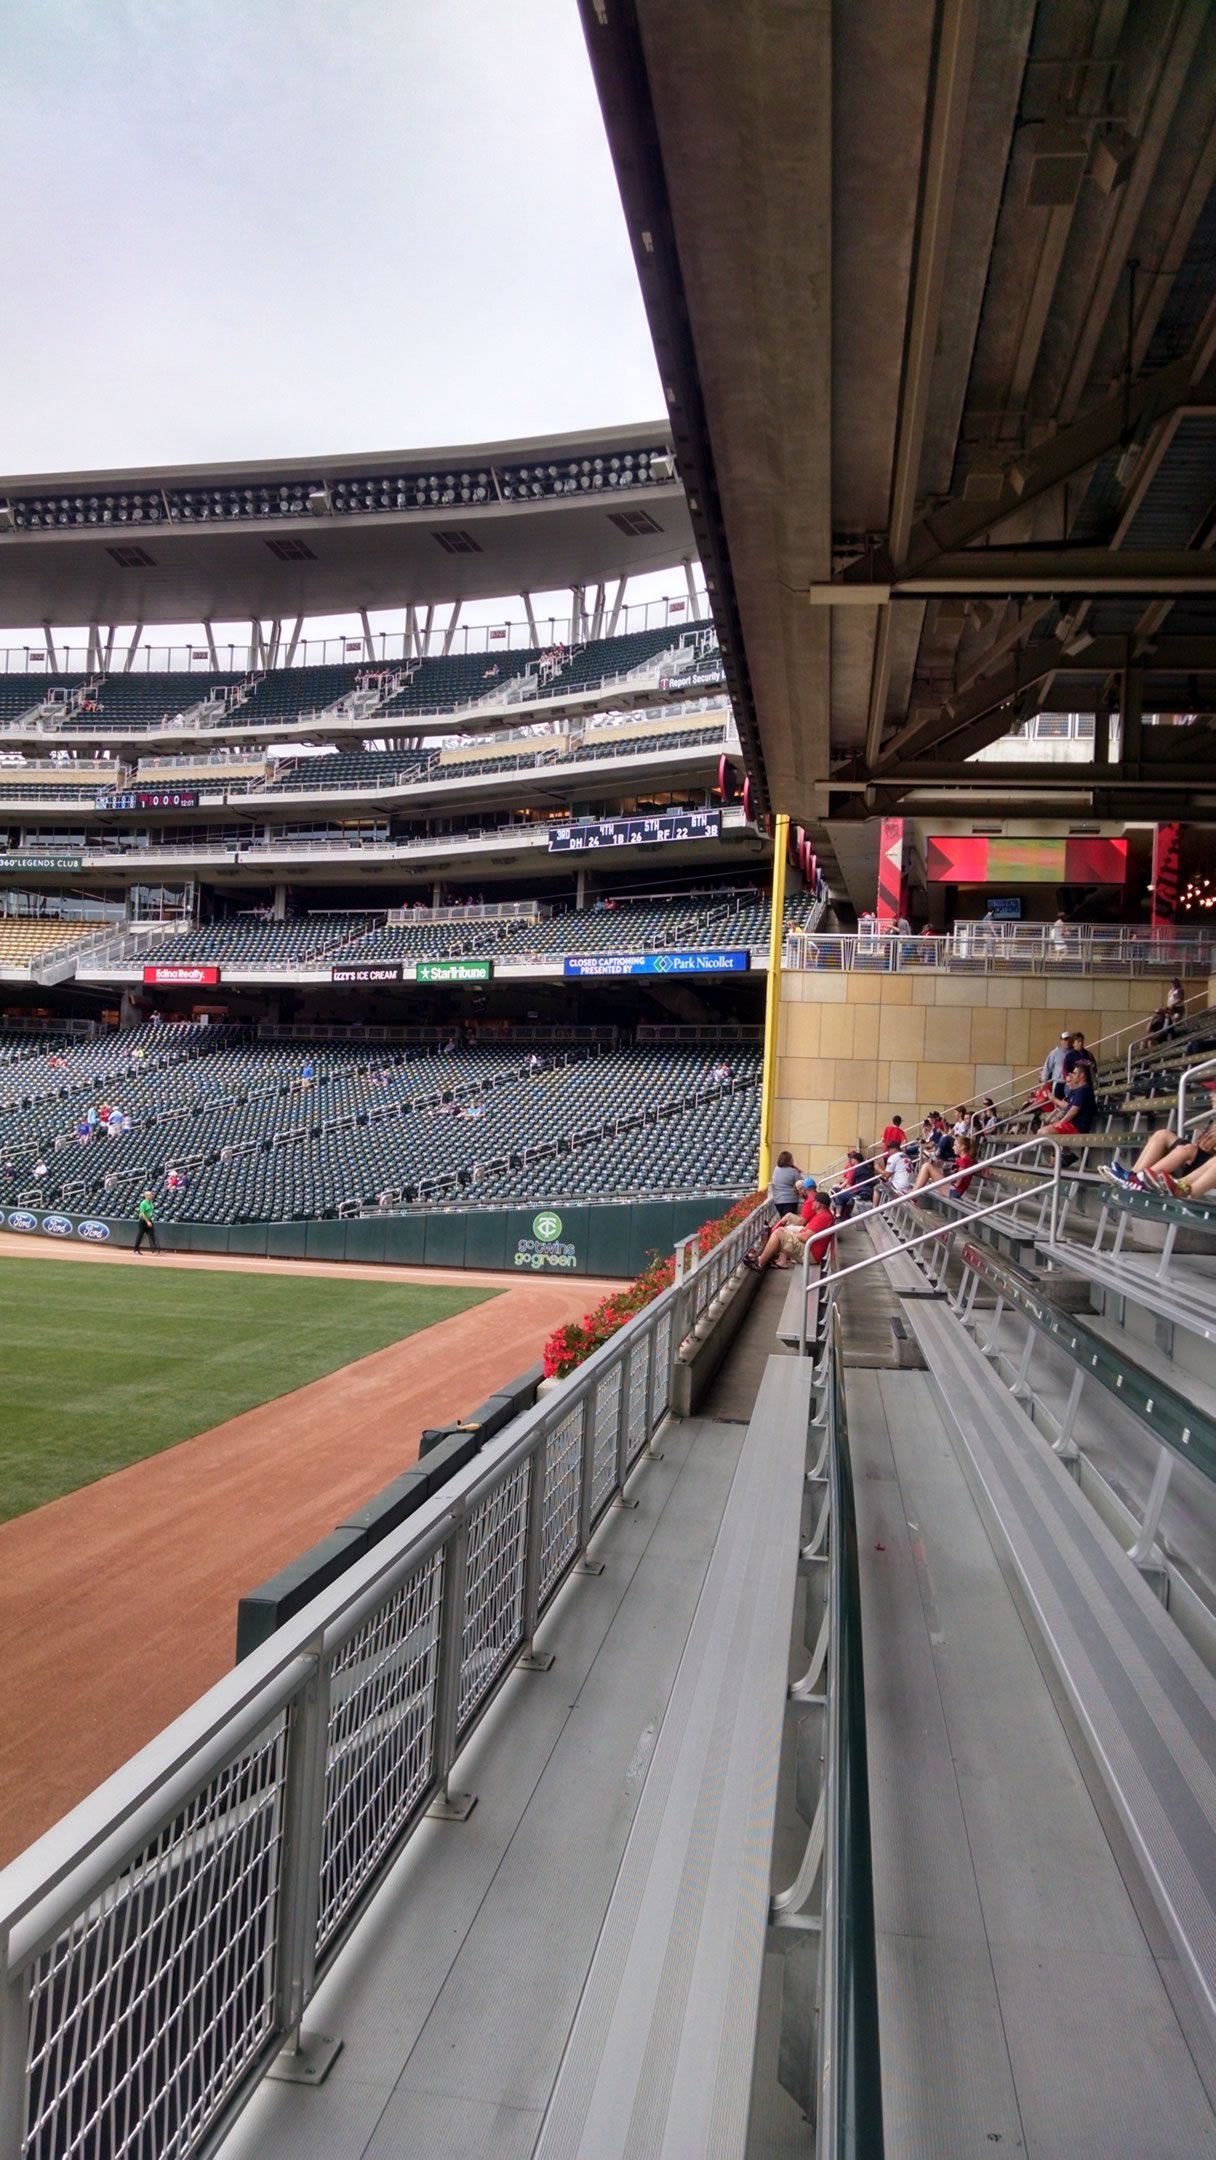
(331, 964), (403, 984)
(512, 1209), (579, 1272)
(563, 949), (749, 978)
(548, 809), (720, 853)
(415, 959), (492, 983)
(143, 964), (221, 986)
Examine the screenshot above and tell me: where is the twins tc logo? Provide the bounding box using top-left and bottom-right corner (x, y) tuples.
(532, 1211), (563, 1243)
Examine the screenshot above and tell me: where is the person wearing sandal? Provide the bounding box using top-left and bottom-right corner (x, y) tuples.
(746, 1190), (838, 1272)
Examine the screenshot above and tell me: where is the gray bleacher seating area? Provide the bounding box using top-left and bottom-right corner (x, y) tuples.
(0, 1032), (762, 1223)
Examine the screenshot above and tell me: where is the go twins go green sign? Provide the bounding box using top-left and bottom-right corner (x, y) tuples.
(514, 1209), (577, 1271)
(415, 959), (492, 984)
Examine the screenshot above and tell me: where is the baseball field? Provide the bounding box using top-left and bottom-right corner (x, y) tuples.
(0, 1253), (497, 1520)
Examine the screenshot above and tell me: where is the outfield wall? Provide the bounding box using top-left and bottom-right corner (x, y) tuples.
(2, 1193), (744, 1278)
(775, 969), (1208, 1173)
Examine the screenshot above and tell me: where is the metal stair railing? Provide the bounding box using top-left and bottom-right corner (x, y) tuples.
(789, 1136), (1066, 1332)
(768, 1271), (885, 2155)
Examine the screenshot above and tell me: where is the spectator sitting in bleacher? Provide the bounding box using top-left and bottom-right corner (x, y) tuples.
(972, 1097), (998, 1138)
(881, 1112), (905, 1151)
(1166, 976), (1186, 1032)
(912, 1125), (956, 1193)
(952, 1141), (977, 1198)
(745, 1186), (842, 1272)
(851, 1151), (881, 1207)
(1037, 1034), (1097, 1156)
(880, 1144), (915, 1199)
(1105, 1117), (1216, 1197)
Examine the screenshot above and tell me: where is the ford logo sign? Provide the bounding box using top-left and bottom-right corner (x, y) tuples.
(7, 1210), (37, 1232)
(77, 1220), (111, 1243)
(42, 1215), (74, 1238)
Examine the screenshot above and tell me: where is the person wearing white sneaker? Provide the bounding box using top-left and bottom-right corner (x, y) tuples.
(1103, 1118), (1216, 1193)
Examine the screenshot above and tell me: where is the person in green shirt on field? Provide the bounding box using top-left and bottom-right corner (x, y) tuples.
(133, 1190), (160, 1255)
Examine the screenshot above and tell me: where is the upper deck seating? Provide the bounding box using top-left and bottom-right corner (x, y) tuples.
(537, 625), (686, 695)
(374, 649), (541, 717)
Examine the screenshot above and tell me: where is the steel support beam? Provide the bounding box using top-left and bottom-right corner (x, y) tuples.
(869, 314), (1216, 578)
(864, 0), (978, 767)
(816, 551), (1216, 602)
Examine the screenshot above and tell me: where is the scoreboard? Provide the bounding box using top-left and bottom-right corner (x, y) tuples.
(547, 809), (719, 853)
(96, 789), (200, 812)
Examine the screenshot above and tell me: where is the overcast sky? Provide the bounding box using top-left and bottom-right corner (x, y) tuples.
(2, 0), (664, 476)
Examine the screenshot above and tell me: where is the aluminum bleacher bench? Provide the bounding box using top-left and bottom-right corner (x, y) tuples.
(904, 1298), (1216, 2055)
(1039, 1184), (1216, 1348)
(777, 1267), (822, 1348)
(864, 1206), (948, 1295)
(533, 1353), (814, 2158)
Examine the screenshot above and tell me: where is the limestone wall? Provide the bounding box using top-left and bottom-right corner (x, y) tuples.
(775, 968), (1207, 1172)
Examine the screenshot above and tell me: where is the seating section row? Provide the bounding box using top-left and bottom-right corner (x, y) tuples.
(0, 921), (94, 967)
(0, 625), (716, 735)
(0, 1037), (761, 1223)
(0, 719), (726, 806)
(137, 891), (820, 967)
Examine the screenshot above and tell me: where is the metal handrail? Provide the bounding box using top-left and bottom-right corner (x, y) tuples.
(819, 1307), (885, 2159)
(1125, 992), (1215, 1084)
(790, 1139), (1064, 1315)
(0, 1260), (702, 2156)
(784, 927), (1215, 978)
(1176, 1055), (1216, 1138)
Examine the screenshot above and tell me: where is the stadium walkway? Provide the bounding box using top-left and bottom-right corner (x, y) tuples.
(0, 1259), (612, 1861)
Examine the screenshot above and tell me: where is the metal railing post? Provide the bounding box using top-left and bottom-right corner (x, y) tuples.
(574, 1389), (598, 1555)
(1128, 1446), (1174, 1567)
(267, 1656), (342, 2084)
(0, 1954), (29, 2157)
(643, 1318), (662, 1455)
(517, 1432), (553, 1664)
(427, 1512), (475, 1820)
(614, 1337), (636, 1493)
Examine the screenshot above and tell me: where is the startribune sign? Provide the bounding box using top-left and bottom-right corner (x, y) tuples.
(415, 959), (492, 984)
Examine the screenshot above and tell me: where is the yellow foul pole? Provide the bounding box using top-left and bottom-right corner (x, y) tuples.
(758, 812), (789, 1190)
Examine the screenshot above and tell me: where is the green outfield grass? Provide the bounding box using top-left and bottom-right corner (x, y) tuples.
(0, 1257), (498, 1521)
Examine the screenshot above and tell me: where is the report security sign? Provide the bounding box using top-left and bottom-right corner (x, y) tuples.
(563, 949), (750, 979)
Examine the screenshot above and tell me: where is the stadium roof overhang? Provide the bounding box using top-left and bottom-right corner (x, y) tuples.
(582, 0), (1216, 876)
(0, 424), (693, 630)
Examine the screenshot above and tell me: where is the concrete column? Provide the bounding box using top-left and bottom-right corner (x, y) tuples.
(575, 868), (587, 910)
(273, 884), (287, 922)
